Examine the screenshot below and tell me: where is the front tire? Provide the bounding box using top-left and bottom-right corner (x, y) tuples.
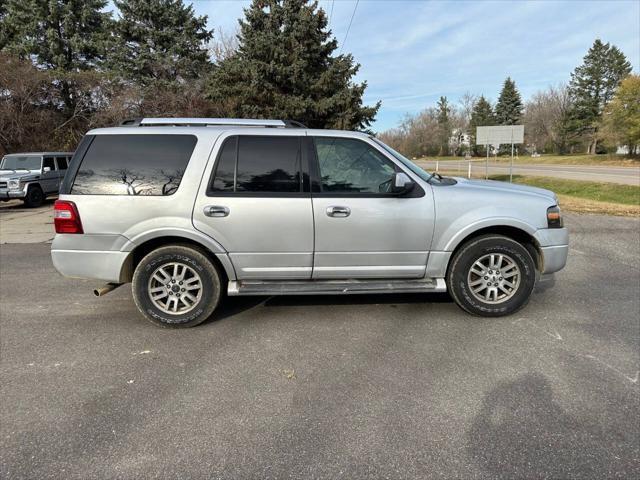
(447, 235), (536, 317)
(23, 185), (44, 208)
(132, 245), (222, 328)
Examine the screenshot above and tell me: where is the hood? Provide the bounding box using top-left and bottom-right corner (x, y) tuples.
(0, 168), (40, 180)
(452, 177), (557, 203)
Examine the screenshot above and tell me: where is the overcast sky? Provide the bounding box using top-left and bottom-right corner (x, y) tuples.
(188, 0), (639, 131)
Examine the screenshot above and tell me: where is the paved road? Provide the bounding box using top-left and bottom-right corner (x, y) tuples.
(0, 199), (56, 244)
(416, 161), (640, 185)
(1, 214), (639, 479)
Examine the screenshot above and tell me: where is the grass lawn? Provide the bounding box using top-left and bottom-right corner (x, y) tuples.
(489, 175), (640, 216)
(416, 154), (639, 167)
(489, 175), (639, 205)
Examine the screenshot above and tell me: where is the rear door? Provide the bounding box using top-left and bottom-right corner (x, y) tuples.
(193, 132), (314, 280)
(310, 136), (434, 279)
(55, 156), (69, 190)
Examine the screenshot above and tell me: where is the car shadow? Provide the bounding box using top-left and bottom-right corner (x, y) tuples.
(208, 292), (454, 324)
(0, 197), (56, 212)
(467, 372), (638, 478)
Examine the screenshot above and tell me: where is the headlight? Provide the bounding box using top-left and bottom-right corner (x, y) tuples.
(7, 179), (21, 190)
(547, 205), (563, 228)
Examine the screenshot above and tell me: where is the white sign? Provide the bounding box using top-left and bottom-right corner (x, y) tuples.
(476, 125), (524, 145)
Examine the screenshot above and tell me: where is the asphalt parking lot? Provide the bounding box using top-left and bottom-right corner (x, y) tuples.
(1, 211), (639, 479)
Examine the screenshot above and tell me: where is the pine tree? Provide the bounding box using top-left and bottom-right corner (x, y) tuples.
(207, 0), (379, 130)
(495, 77), (523, 125)
(2, 0), (110, 71)
(469, 96), (495, 155)
(108, 0), (213, 85)
(568, 39), (632, 153)
(436, 96), (451, 155)
(1, 0), (111, 114)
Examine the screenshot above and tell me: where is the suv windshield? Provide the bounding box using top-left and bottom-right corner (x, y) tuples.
(0, 155), (42, 170)
(370, 138), (433, 182)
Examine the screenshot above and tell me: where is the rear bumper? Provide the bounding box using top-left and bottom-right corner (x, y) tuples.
(51, 249), (130, 283)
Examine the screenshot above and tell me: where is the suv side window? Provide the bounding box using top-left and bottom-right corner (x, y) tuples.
(56, 156), (68, 171)
(314, 138), (397, 194)
(209, 136), (302, 194)
(71, 134), (197, 195)
(43, 157), (56, 171)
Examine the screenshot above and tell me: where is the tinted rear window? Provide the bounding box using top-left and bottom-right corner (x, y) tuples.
(71, 134), (197, 195)
(208, 136), (301, 194)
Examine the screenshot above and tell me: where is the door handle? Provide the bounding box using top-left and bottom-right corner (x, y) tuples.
(326, 206), (350, 218)
(204, 205), (230, 217)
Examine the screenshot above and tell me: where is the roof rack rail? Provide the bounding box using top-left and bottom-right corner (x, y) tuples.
(283, 120), (308, 128)
(119, 118), (143, 126)
(117, 118), (308, 128)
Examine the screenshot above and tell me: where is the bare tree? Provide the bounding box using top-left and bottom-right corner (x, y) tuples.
(159, 169), (184, 196)
(459, 91), (478, 126)
(112, 169), (154, 195)
(523, 84), (572, 154)
(209, 27), (239, 64)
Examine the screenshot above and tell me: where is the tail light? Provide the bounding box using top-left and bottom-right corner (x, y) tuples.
(54, 200), (83, 234)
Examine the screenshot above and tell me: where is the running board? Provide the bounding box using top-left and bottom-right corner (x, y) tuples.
(227, 278), (446, 296)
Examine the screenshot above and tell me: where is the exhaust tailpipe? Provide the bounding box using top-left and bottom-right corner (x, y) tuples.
(93, 283), (122, 297)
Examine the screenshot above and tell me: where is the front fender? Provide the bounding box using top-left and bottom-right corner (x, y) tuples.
(439, 216), (538, 252)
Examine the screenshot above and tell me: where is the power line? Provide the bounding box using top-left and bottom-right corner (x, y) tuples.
(339, 0), (359, 55)
(329, 0), (334, 25)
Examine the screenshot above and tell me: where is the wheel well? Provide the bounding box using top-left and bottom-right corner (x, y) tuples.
(447, 226), (542, 275)
(120, 236), (229, 283)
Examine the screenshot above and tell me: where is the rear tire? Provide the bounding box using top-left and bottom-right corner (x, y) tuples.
(132, 245), (222, 328)
(23, 185), (44, 208)
(446, 235), (536, 317)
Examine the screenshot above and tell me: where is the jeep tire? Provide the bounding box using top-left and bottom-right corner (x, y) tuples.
(23, 185), (44, 208)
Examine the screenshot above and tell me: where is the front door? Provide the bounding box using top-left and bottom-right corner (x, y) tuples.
(310, 136), (434, 279)
(193, 133), (314, 280)
(41, 156), (59, 193)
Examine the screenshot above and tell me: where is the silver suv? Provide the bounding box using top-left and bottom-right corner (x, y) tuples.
(1, 152), (72, 207)
(51, 118), (568, 328)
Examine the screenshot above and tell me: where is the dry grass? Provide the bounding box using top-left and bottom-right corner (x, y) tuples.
(556, 195), (640, 217)
(417, 154), (639, 167)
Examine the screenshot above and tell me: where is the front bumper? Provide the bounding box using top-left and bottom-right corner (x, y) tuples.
(0, 188), (26, 199)
(533, 227), (569, 274)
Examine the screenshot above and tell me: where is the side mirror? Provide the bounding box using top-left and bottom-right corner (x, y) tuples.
(43, 166), (51, 172)
(392, 172), (415, 195)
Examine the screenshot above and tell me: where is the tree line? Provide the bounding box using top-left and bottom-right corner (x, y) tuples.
(0, 0), (379, 155)
(380, 39), (636, 158)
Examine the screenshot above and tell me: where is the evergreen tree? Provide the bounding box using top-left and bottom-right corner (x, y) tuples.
(495, 77), (523, 125)
(108, 0), (213, 85)
(469, 96), (495, 155)
(1, 0), (110, 72)
(436, 96), (451, 155)
(1, 0), (111, 118)
(568, 39), (632, 153)
(0, 2), (10, 49)
(207, 0), (379, 130)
